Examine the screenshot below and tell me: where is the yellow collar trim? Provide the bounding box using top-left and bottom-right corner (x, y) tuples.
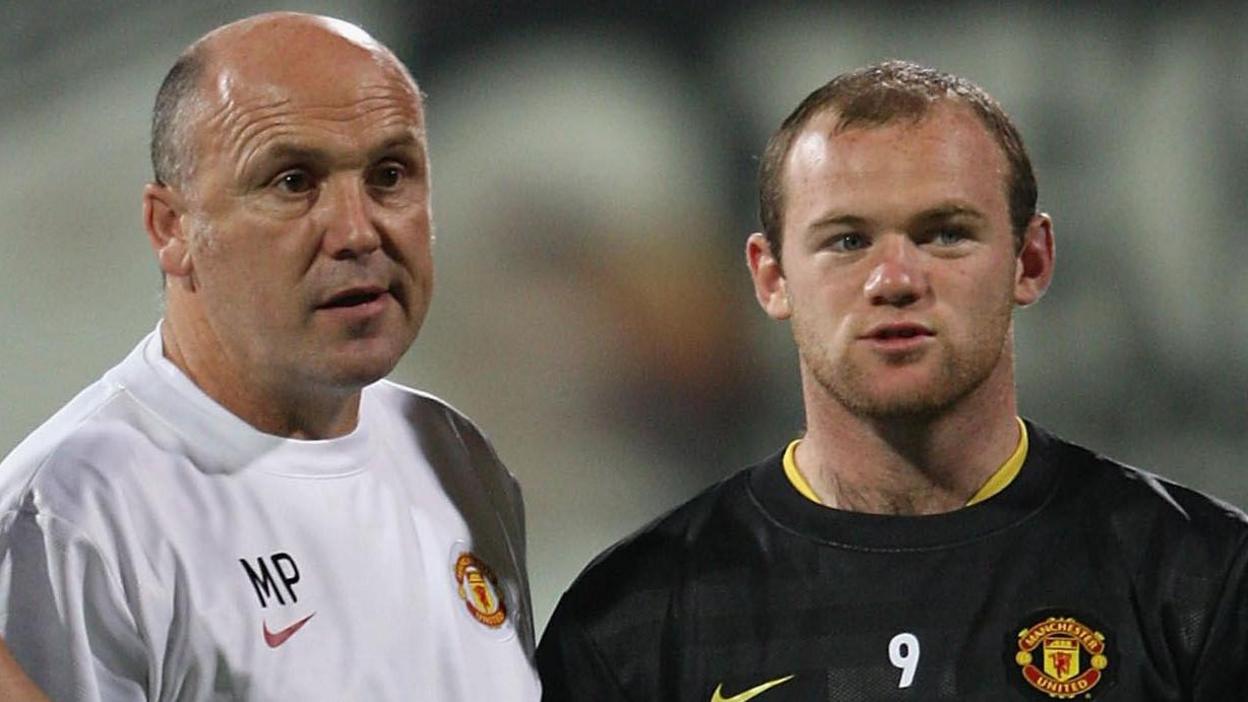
(782, 439), (820, 503)
(965, 417), (1028, 505)
(782, 418), (1029, 507)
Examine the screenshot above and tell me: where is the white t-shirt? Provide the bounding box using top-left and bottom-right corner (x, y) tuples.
(0, 329), (541, 701)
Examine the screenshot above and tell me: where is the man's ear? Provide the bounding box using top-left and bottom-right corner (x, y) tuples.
(1014, 213), (1055, 306)
(746, 232), (792, 320)
(143, 182), (193, 279)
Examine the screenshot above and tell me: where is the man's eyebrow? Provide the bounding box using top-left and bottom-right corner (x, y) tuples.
(909, 204), (987, 225)
(251, 142), (332, 167)
(250, 132), (423, 166)
(801, 204), (988, 240)
(806, 212), (870, 232)
(369, 133), (424, 159)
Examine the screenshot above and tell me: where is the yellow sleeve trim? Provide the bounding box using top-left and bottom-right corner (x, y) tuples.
(782, 418), (1028, 507)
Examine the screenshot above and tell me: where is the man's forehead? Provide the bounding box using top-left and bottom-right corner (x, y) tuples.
(787, 103), (1001, 175)
(780, 102), (1012, 231)
(208, 58), (420, 113)
(183, 18), (425, 179)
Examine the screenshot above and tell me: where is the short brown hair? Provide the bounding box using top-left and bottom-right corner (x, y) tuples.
(758, 60), (1037, 264)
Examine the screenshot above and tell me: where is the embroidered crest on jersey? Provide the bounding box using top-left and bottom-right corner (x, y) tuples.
(1010, 612), (1111, 699)
(454, 552), (507, 628)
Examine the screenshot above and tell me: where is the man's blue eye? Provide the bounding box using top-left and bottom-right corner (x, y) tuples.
(934, 229), (966, 245)
(835, 233), (870, 251)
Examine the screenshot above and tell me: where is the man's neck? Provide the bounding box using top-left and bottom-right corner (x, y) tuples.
(796, 368), (1021, 516)
(160, 315), (362, 440)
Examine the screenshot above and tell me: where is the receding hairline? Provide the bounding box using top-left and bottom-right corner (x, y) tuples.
(757, 61), (1037, 263)
(790, 97), (1008, 167)
(150, 13), (420, 189)
(768, 97), (994, 225)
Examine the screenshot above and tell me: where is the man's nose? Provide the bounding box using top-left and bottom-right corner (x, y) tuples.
(863, 235), (927, 306)
(322, 177), (381, 260)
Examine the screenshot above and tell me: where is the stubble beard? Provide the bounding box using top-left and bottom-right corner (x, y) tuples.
(792, 305), (1013, 422)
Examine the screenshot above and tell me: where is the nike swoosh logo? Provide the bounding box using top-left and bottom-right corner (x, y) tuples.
(263, 612), (315, 648)
(710, 674), (795, 702)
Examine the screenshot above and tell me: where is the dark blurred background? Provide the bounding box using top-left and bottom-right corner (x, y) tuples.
(3, 1), (1245, 628)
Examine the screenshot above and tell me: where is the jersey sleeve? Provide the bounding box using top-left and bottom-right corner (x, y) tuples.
(447, 409), (539, 654)
(537, 601), (632, 702)
(1, 506), (149, 702)
(1190, 535), (1248, 699)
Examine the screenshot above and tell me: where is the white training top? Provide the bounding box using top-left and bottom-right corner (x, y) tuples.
(0, 329), (541, 701)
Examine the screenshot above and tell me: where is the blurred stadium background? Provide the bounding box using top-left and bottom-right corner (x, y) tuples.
(3, 1), (1245, 629)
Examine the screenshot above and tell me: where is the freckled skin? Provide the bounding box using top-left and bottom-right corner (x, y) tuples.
(782, 106), (1018, 419)
(144, 14), (433, 438)
(746, 101), (1055, 513)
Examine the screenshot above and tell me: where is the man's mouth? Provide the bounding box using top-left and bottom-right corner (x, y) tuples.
(863, 323), (935, 341)
(319, 286), (389, 309)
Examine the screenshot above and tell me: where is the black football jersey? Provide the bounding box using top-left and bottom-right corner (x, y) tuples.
(537, 422), (1248, 701)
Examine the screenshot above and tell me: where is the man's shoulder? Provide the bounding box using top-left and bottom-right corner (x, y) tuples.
(368, 380), (487, 438)
(0, 375), (167, 518)
(553, 461), (762, 620)
(1034, 423), (1248, 548)
(366, 380), (518, 488)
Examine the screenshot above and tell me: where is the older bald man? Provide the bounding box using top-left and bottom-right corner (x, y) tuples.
(0, 13), (539, 701)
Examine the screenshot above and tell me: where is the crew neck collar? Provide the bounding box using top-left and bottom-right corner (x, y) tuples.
(108, 326), (375, 477)
(746, 420), (1061, 551)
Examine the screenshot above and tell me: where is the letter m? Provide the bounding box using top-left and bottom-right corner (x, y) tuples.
(240, 557), (286, 608)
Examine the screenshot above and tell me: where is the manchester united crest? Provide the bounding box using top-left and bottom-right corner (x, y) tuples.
(454, 552), (508, 628)
(1011, 612), (1112, 699)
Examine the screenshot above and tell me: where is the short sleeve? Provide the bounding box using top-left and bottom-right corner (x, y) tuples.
(1, 506), (149, 702)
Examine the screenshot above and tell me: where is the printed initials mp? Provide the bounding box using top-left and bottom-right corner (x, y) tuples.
(240, 552), (301, 608)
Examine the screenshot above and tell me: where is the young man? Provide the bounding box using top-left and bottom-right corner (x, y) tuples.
(537, 61), (1248, 700)
(0, 14), (539, 700)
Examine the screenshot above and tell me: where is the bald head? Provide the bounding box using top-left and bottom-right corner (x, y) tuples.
(141, 12), (434, 431)
(150, 13), (417, 190)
